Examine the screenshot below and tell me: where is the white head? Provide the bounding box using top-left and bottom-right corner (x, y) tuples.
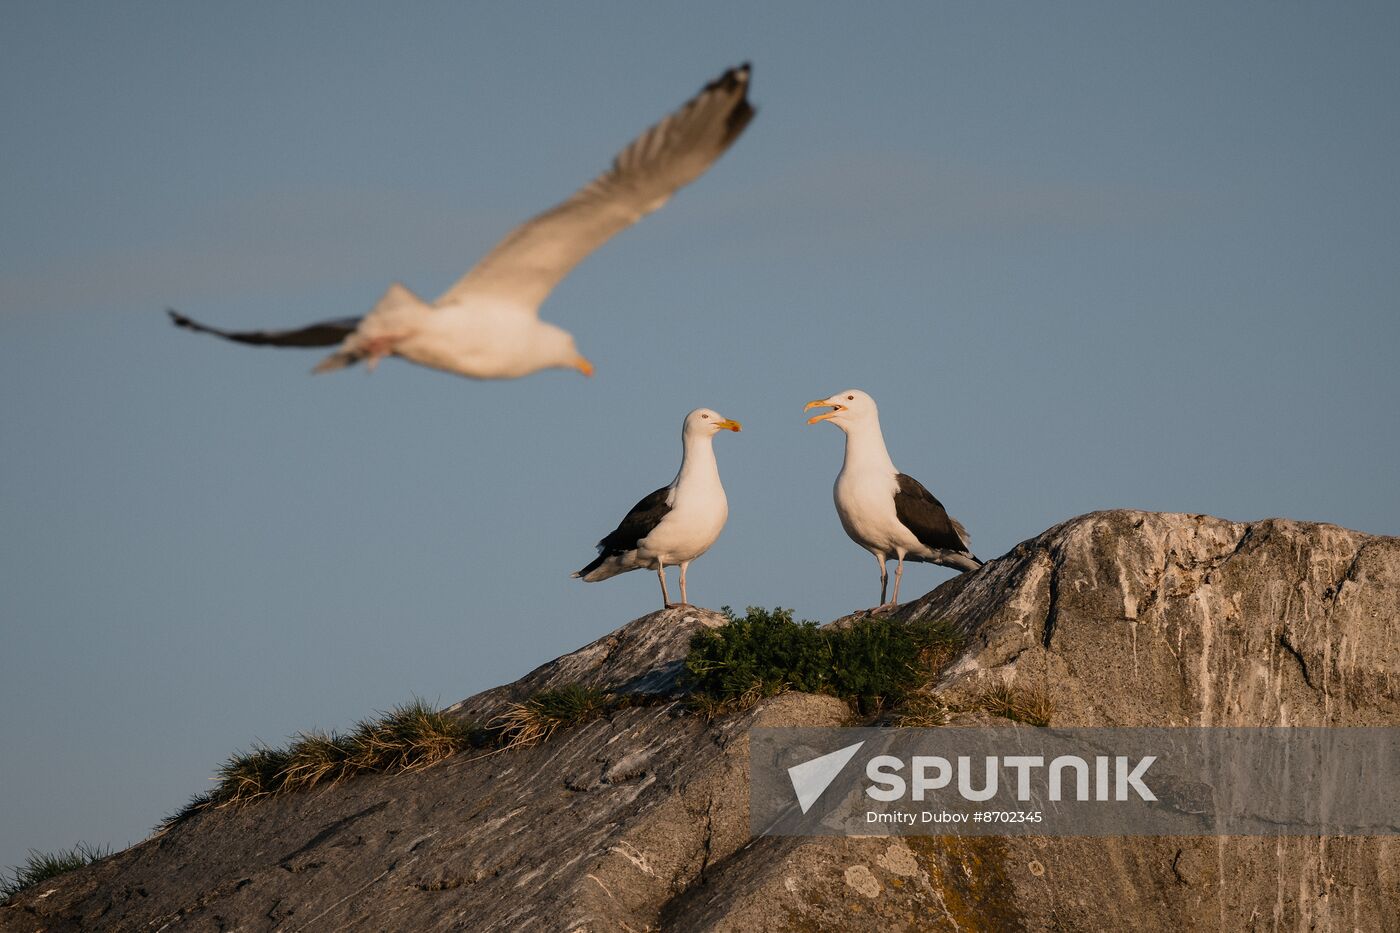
(803, 388), (879, 432)
(684, 407), (743, 439)
(535, 323), (594, 377)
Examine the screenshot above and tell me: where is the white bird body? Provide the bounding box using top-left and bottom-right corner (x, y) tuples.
(575, 409), (740, 608)
(831, 423), (923, 557)
(835, 471), (924, 558)
(168, 65), (756, 382)
(636, 444), (729, 565)
(807, 389), (982, 607)
(395, 304), (568, 380)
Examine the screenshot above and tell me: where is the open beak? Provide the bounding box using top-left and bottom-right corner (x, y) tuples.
(714, 419), (742, 432)
(573, 355), (595, 377)
(804, 399), (840, 425)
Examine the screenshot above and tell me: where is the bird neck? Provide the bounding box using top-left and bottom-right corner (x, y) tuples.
(840, 419), (898, 476)
(675, 433), (720, 487)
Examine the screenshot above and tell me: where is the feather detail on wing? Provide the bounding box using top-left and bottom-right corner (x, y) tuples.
(434, 64), (755, 313)
(893, 473), (974, 553)
(596, 486), (674, 554)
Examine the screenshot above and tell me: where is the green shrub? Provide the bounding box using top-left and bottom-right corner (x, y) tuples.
(1, 843), (110, 903)
(685, 607), (965, 715)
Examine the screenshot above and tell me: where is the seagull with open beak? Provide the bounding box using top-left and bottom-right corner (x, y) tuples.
(806, 389), (983, 608)
(574, 409), (741, 608)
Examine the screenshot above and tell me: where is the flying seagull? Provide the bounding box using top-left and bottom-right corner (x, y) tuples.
(574, 408), (740, 608)
(168, 64), (756, 380)
(805, 389), (982, 607)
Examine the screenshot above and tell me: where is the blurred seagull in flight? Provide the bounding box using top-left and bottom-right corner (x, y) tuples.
(169, 65), (756, 380)
(806, 389), (983, 608)
(574, 408), (741, 609)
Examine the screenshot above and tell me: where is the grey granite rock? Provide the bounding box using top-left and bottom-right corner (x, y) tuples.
(3, 511), (1395, 932)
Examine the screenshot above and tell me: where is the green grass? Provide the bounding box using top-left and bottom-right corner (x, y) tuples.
(1, 843), (110, 903)
(684, 607), (966, 715)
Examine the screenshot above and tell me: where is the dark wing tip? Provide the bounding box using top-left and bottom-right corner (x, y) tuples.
(726, 100), (757, 144)
(708, 63), (756, 145)
(167, 308), (194, 328)
(707, 63), (752, 93)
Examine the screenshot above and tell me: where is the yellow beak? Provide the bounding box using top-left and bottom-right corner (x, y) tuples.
(573, 355), (595, 377)
(714, 419), (742, 432)
(805, 399), (839, 425)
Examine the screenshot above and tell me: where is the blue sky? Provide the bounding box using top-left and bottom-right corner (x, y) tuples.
(2, 2), (1397, 867)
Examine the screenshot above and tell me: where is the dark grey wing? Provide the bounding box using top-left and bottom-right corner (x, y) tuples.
(893, 474), (973, 554)
(597, 486), (673, 553)
(167, 309), (361, 348)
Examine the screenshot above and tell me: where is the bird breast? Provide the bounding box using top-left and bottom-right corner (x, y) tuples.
(400, 306), (553, 379)
(833, 470), (916, 553)
(638, 482), (728, 561)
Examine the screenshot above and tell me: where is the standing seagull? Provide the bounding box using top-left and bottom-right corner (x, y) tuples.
(574, 409), (740, 608)
(805, 389), (982, 607)
(168, 65), (755, 380)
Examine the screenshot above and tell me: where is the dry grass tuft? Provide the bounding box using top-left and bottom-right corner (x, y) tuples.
(890, 692), (951, 728)
(160, 689), (649, 827)
(279, 731), (354, 792)
(212, 746), (292, 807)
(491, 685), (616, 751)
(976, 682), (1053, 727)
(169, 698), (478, 824)
(343, 700), (473, 775)
(685, 682), (768, 720)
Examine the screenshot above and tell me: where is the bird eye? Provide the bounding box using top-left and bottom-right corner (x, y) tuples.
(846, 395), (854, 400)
(701, 414), (708, 419)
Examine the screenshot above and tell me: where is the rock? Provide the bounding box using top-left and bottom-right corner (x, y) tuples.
(446, 605), (727, 722)
(902, 510), (1399, 727)
(3, 511), (1395, 932)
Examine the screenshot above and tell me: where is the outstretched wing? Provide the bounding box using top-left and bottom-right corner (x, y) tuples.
(435, 64), (755, 314)
(893, 474), (973, 553)
(167, 310), (362, 348)
(597, 486), (673, 554)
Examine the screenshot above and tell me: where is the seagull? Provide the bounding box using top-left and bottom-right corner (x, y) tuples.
(805, 389), (982, 607)
(168, 64), (756, 380)
(573, 408), (740, 608)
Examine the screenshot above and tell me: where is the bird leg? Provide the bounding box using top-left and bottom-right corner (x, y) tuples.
(891, 555), (906, 606)
(875, 553), (888, 607)
(679, 561), (690, 606)
(657, 562), (673, 609)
